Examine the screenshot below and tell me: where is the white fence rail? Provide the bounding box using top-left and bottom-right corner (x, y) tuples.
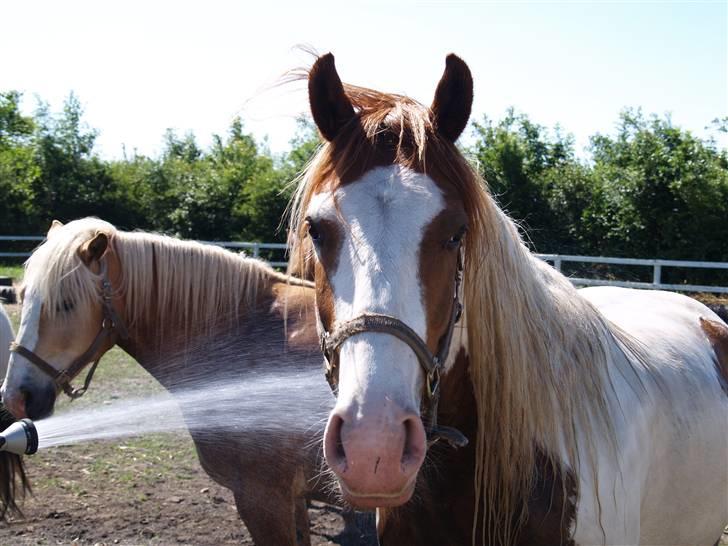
(1, 236), (726, 294)
(536, 254), (728, 294)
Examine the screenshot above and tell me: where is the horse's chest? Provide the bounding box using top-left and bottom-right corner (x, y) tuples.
(378, 348), (579, 546)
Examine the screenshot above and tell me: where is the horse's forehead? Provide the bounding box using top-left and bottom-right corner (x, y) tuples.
(308, 165), (447, 241)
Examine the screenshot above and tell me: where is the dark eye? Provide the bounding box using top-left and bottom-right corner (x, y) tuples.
(305, 217), (322, 242)
(57, 300), (74, 313)
(445, 226), (467, 250)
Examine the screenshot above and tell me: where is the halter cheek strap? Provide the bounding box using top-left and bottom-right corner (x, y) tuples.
(320, 246), (467, 449)
(9, 258), (129, 400)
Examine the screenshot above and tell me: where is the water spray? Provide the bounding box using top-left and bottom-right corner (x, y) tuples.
(0, 419), (39, 455)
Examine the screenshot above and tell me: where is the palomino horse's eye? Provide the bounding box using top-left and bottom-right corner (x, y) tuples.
(57, 300), (74, 313)
(304, 217), (322, 242)
(445, 226), (467, 250)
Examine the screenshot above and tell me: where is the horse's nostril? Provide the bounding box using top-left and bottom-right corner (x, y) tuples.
(324, 413), (347, 470)
(401, 415), (426, 467)
(332, 415), (346, 460)
(335, 432), (346, 461)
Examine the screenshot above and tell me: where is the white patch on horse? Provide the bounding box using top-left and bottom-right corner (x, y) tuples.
(568, 286), (728, 545)
(2, 287), (42, 392)
(306, 165), (446, 413)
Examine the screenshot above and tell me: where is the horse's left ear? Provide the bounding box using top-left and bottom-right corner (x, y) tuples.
(47, 220), (64, 236)
(431, 54), (473, 142)
(78, 231), (109, 265)
(308, 53), (356, 142)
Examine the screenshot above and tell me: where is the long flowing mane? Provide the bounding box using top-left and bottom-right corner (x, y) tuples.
(24, 218), (292, 336)
(287, 85), (651, 545)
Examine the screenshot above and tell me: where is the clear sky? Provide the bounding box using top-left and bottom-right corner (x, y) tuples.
(2, 0), (726, 158)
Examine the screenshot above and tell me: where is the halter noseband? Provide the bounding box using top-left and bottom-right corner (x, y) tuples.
(10, 258), (129, 400)
(320, 246), (468, 449)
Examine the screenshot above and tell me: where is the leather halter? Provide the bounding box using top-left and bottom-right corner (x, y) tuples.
(10, 258), (129, 400)
(320, 246), (468, 448)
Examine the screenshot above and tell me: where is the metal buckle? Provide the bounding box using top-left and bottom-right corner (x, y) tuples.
(67, 386), (87, 400)
(427, 366), (441, 398)
(55, 369), (72, 388)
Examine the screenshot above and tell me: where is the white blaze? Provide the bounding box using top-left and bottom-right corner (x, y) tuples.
(2, 287), (43, 394)
(307, 165), (446, 414)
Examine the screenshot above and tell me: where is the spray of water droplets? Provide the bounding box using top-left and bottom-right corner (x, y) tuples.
(34, 368), (333, 450)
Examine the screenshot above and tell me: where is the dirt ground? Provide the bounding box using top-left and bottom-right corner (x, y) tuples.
(0, 295), (726, 546)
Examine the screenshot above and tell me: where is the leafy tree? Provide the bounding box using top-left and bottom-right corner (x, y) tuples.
(0, 92), (40, 233)
(30, 93), (130, 226)
(589, 109), (728, 263)
(471, 109), (582, 252)
(236, 116), (321, 243)
(2, 87), (725, 285)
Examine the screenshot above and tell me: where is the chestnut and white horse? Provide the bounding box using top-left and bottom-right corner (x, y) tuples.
(288, 53), (728, 545)
(0, 218), (369, 546)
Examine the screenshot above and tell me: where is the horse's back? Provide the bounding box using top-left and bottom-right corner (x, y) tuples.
(578, 286), (728, 545)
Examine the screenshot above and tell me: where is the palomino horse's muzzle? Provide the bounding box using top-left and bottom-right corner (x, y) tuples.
(9, 258), (128, 400)
(320, 247), (468, 449)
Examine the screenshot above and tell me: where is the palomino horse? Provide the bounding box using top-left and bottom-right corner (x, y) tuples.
(287, 53), (728, 545)
(0, 218), (367, 546)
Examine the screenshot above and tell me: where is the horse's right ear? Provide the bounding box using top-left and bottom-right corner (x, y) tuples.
(308, 53), (356, 142)
(48, 220), (63, 236)
(78, 231), (109, 265)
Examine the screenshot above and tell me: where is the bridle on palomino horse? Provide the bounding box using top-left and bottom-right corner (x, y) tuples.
(9, 258), (129, 400)
(320, 245), (469, 449)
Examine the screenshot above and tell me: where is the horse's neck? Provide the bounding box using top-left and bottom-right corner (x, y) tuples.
(118, 271), (318, 389)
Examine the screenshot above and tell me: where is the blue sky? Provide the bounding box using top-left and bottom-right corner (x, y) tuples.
(2, 0), (725, 158)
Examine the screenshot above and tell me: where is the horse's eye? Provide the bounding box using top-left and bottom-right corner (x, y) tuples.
(57, 300), (74, 313)
(305, 217), (322, 242)
(445, 226), (467, 250)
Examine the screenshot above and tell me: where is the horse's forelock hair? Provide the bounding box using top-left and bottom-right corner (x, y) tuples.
(287, 79), (636, 546)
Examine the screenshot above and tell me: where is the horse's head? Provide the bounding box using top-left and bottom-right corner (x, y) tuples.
(291, 53), (475, 508)
(1, 219), (125, 419)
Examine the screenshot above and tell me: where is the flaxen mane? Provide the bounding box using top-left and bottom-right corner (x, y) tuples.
(24, 218), (293, 336)
(287, 84), (652, 545)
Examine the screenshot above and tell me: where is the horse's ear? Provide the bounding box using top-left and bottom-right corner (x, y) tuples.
(78, 231), (109, 265)
(431, 54), (473, 142)
(308, 53), (356, 142)
(48, 220), (63, 236)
